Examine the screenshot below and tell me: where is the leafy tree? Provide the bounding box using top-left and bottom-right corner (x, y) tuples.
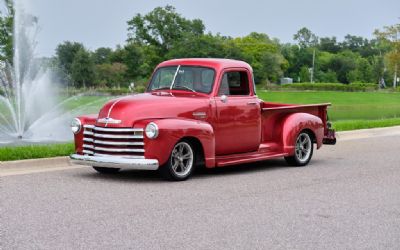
(232, 32), (283, 83)
(281, 44), (314, 81)
(280, 44), (298, 80)
(294, 27), (318, 48)
(299, 66), (310, 82)
(95, 62), (127, 88)
(328, 51), (357, 84)
(137, 45), (163, 79)
(260, 52), (288, 83)
(127, 5), (205, 56)
(340, 35), (379, 58)
(55, 41), (85, 76)
(221, 37), (244, 60)
(317, 51), (335, 71)
(316, 70), (338, 83)
(371, 55), (386, 84)
(167, 33), (225, 59)
(374, 24), (400, 88)
(109, 43), (154, 79)
(341, 35), (367, 51)
(92, 47), (113, 64)
(318, 37), (340, 53)
(0, 0), (13, 62)
(122, 43), (145, 79)
(314, 51), (338, 82)
(71, 48), (95, 88)
(355, 57), (373, 83)
(293, 28), (319, 82)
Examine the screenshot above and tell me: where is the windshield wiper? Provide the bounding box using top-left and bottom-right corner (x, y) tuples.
(152, 87), (171, 91)
(173, 86), (196, 92)
(170, 65), (181, 91)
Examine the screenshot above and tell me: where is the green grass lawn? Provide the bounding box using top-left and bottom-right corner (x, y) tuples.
(0, 143), (74, 161)
(332, 118), (400, 131)
(61, 95), (115, 114)
(257, 91), (400, 131)
(258, 91), (400, 121)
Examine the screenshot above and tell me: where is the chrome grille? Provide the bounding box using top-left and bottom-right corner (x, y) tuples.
(82, 125), (145, 159)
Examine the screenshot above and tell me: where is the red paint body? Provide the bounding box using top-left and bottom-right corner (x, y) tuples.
(73, 59), (335, 168)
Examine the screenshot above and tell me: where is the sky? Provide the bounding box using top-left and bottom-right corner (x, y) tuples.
(18, 0), (400, 57)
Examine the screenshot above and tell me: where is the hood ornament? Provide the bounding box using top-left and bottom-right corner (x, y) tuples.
(97, 117), (121, 124)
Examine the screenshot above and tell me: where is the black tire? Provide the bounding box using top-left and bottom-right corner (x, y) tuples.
(92, 167), (121, 174)
(285, 131), (314, 167)
(159, 140), (196, 181)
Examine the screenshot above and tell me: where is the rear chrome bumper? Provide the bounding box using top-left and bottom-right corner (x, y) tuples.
(69, 154), (159, 170)
(323, 128), (337, 145)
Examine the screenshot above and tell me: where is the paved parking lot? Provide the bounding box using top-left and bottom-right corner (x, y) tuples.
(1, 134), (400, 249)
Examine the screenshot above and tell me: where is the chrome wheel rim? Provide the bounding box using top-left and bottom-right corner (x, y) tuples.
(295, 133), (312, 163)
(171, 142), (194, 177)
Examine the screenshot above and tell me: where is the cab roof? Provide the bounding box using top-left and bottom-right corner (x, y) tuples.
(157, 58), (253, 72)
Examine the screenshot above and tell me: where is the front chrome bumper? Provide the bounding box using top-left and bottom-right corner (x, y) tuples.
(70, 154), (159, 170)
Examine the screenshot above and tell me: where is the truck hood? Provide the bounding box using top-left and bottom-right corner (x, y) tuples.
(96, 92), (211, 127)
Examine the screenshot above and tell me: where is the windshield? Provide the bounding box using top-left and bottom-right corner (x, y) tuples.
(148, 66), (215, 94)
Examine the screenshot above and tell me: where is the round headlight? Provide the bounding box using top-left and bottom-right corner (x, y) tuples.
(71, 118), (82, 134)
(145, 122), (159, 139)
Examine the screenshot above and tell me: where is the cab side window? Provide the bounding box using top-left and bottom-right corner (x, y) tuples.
(218, 71), (250, 96)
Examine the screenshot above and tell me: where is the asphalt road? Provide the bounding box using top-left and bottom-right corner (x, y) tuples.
(1, 135), (400, 249)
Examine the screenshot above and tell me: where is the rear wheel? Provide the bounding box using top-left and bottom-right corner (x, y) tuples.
(92, 167), (121, 174)
(159, 141), (195, 181)
(285, 132), (314, 167)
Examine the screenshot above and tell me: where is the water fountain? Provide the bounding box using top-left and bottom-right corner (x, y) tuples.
(0, 1), (119, 145)
(0, 0), (74, 144)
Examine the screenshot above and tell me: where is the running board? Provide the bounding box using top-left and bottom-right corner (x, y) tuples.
(215, 151), (288, 167)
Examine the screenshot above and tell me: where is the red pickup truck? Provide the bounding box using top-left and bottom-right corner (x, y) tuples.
(70, 59), (336, 181)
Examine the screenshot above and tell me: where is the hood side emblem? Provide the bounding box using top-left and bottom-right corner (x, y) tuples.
(192, 112), (207, 119)
(97, 117), (122, 124)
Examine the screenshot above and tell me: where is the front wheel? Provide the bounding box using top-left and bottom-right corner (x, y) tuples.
(159, 141), (195, 181)
(285, 132), (314, 167)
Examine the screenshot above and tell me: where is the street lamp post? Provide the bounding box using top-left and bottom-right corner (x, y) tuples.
(310, 48), (316, 83)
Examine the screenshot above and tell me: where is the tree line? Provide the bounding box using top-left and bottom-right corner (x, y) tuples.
(1, 4), (399, 89)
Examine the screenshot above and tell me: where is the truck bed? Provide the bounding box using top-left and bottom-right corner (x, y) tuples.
(260, 101), (333, 145)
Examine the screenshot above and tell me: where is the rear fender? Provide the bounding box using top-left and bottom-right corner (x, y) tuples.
(282, 113), (324, 155)
(135, 119), (215, 167)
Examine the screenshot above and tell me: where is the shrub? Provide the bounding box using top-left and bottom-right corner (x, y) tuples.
(59, 86), (147, 96)
(267, 82), (379, 92)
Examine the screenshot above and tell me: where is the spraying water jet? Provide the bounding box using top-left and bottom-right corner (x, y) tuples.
(0, 0), (72, 143)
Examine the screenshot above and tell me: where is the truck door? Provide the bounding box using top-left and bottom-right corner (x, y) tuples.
(214, 69), (261, 155)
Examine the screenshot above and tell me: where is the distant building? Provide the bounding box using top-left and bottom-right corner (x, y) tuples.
(280, 77), (293, 84)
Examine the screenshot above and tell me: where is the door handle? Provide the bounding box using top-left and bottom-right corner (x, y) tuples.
(247, 101), (258, 106)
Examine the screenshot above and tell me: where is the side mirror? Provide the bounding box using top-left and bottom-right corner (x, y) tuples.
(220, 95), (228, 103)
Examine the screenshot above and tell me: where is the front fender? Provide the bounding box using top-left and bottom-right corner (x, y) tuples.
(136, 119), (215, 167)
(74, 114), (98, 154)
(282, 113), (324, 155)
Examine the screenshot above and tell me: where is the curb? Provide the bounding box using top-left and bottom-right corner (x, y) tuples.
(336, 125), (400, 141)
(0, 156), (83, 177)
(0, 156), (70, 170)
